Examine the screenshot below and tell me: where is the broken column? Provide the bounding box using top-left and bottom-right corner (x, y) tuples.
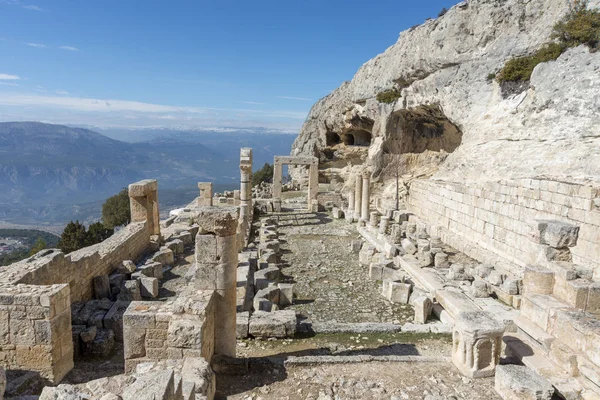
(346, 190), (355, 222)
(239, 148), (253, 217)
(307, 157), (319, 208)
(452, 311), (505, 378)
(194, 207), (239, 357)
(361, 171), (370, 222)
(272, 157), (283, 202)
(354, 174), (362, 222)
(129, 179), (160, 236)
(197, 182), (213, 206)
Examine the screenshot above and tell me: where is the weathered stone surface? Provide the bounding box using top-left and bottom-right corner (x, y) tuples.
(278, 283), (294, 306)
(236, 312), (250, 339)
(118, 280), (142, 302)
(82, 328), (115, 358)
(117, 260), (137, 274)
(249, 310), (296, 338)
(434, 252), (449, 268)
(80, 326), (97, 343)
(0, 367), (5, 400)
(447, 264), (473, 282)
(388, 282), (411, 304)
(181, 357), (215, 399)
(537, 220), (580, 248)
(165, 239), (185, 255)
(122, 370), (175, 400)
(93, 275), (111, 300)
(139, 277), (159, 298)
(411, 295), (432, 324)
(167, 317), (204, 349)
(152, 248), (174, 266)
(401, 239), (417, 255)
(495, 364), (554, 400)
(104, 301), (130, 342)
(470, 281), (490, 298)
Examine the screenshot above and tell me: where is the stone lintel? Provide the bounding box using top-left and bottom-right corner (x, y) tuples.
(128, 179), (158, 197)
(274, 156), (318, 166)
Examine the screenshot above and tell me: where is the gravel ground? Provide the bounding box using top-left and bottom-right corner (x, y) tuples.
(272, 208), (413, 324)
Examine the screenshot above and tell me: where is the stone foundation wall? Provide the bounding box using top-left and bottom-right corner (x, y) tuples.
(123, 290), (216, 373)
(408, 179), (600, 277)
(0, 283), (73, 383)
(1, 222), (150, 303)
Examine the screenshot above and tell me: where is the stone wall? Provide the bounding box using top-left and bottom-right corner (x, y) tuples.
(408, 179), (600, 277)
(0, 283), (73, 383)
(1, 222), (151, 303)
(123, 290), (216, 373)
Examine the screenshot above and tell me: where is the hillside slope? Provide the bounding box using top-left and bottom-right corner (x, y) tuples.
(291, 0), (600, 187)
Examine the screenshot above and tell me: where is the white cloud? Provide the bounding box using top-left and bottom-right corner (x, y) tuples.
(26, 42), (46, 48)
(0, 82), (19, 86)
(22, 4), (44, 11)
(241, 101), (267, 105)
(0, 93), (308, 131)
(0, 74), (19, 80)
(277, 96), (312, 101)
(55, 90), (69, 95)
(59, 45), (79, 51)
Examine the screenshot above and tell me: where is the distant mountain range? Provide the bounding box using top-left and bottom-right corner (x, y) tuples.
(0, 122), (296, 227)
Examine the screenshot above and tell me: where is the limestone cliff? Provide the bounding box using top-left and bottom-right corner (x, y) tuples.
(291, 0), (600, 192)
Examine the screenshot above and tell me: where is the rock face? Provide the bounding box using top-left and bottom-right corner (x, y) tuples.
(291, 0), (600, 191)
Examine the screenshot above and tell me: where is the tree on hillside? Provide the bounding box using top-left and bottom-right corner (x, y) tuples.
(102, 188), (131, 229)
(253, 163), (274, 186)
(87, 222), (114, 245)
(29, 238), (47, 256)
(58, 221), (89, 254)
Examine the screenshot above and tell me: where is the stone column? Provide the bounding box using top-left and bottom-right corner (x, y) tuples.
(272, 157), (283, 199)
(379, 215), (389, 235)
(307, 159), (319, 208)
(346, 190), (355, 222)
(198, 182), (213, 206)
(129, 179), (160, 236)
(240, 148), (253, 217)
(361, 172), (370, 222)
(452, 311), (504, 378)
(194, 208), (239, 357)
(354, 175), (362, 222)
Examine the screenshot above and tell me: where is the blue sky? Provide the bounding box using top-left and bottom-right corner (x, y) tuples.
(0, 0), (457, 132)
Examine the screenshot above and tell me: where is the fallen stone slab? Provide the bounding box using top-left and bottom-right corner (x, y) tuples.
(117, 260), (137, 274)
(152, 248), (174, 266)
(118, 280), (142, 301)
(537, 220), (580, 248)
(401, 323), (431, 333)
(122, 370), (175, 400)
(309, 322), (402, 334)
(165, 239), (184, 255)
(139, 277), (159, 298)
(249, 310), (296, 338)
(93, 275), (111, 299)
(284, 355), (450, 366)
(104, 301), (130, 342)
(495, 364), (554, 400)
(82, 328), (115, 358)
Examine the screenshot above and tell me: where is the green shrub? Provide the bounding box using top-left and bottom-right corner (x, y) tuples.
(486, 72), (497, 82)
(552, 0), (600, 48)
(376, 88), (402, 104)
(253, 163), (274, 186)
(497, 42), (565, 83)
(102, 188), (131, 229)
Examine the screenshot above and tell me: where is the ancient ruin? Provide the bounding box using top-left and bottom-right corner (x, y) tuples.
(1, 0), (600, 399)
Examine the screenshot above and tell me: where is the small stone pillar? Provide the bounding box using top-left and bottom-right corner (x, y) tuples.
(354, 175), (362, 222)
(240, 148), (253, 217)
(391, 223), (402, 244)
(197, 182), (213, 206)
(129, 179), (160, 236)
(272, 158), (283, 200)
(452, 311), (505, 378)
(369, 211), (380, 229)
(379, 216), (390, 235)
(346, 190), (355, 222)
(233, 190), (240, 206)
(0, 366), (5, 400)
(361, 172), (370, 222)
(308, 158), (319, 202)
(194, 208), (239, 357)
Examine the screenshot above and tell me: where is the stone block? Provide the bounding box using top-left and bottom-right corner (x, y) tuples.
(117, 260), (137, 274)
(470, 281), (490, 298)
(331, 207), (344, 219)
(122, 370), (175, 400)
(167, 317), (204, 349)
(349, 240), (362, 254)
(418, 251), (433, 267)
(255, 286), (280, 305)
(139, 277), (159, 299)
(104, 301), (130, 342)
(236, 312), (249, 339)
(501, 278), (520, 295)
(82, 328), (115, 358)
(388, 282), (411, 304)
(369, 263), (384, 281)
(448, 264), (473, 281)
(434, 252), (449, 268)
(80, 326), (97, 343)
(248, 310), (296, 338)
(93, 275), (111, 300)
(411, 295), (432, 324)
(278, 283), (294, 306)
(523, 266), (555, 295)
(165, 239), (184, 255)
(537, 220), (580, 248)
(118, 280), (142, 301)
(475, 264), (494, 279)
(486, 270), (504, 286)
(401, 239), (417, 255)
(494, 364), (554, 400)
(152, 248), (175, 266)
(181, 357), (215, 399)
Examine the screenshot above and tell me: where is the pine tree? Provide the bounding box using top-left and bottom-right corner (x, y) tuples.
(29, 238), (47, 256)
(58, 221), (89, 254)
(102, 188), (131, 229)
(87, 222), (114, 245)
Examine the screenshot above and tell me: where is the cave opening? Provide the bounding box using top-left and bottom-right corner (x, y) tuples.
(325, 131), (341, 146)
(341, 129), (372, 147)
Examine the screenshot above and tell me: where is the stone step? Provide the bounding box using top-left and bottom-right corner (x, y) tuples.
(434, 288), (480, 319)
(395, 255), (445, 294)
(520, 293), (571, 332)
(514, 315), (555, 353)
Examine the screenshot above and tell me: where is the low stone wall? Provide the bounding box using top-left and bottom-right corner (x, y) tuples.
(123, 290), (216, 373)
(0, 221), (151, 383)
(0, 283), (73, 383)
(0, 222), (150, 303)
(408, 179), (600, 277)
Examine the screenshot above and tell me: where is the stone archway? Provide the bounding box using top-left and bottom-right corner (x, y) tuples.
(272, 156), (319, 211)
